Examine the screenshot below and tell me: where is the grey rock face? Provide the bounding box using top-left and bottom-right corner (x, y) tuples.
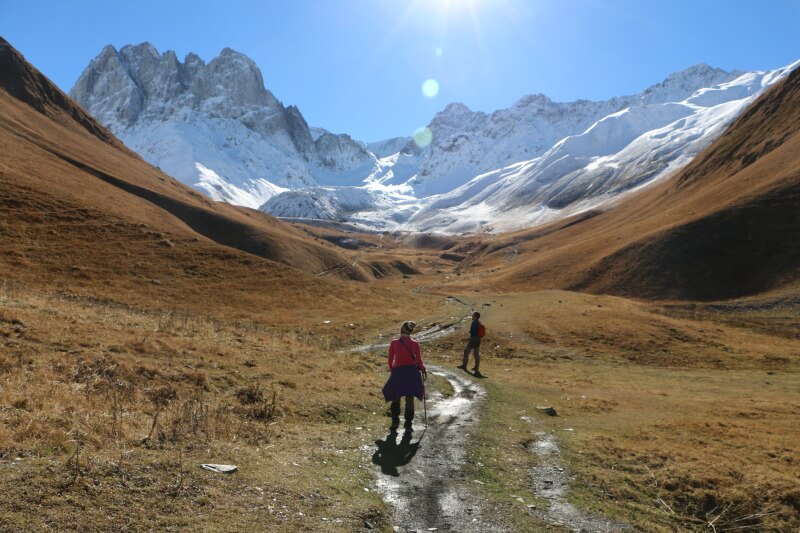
(71, 42), (377, 204)
(284, 105), (316, 159)
(71, 44), (145, 127)
(315, 132), (373, 171)
(70, 42), (374, 163)
(72, 43), (287, 135)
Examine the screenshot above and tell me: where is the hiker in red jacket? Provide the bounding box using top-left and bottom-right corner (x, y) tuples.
(382, 321), (427, 432)
(458, 312), (484, 377)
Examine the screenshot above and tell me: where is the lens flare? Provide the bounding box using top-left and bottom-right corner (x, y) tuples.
(421, 78), (440, 98)
(413, 127), (433, 148)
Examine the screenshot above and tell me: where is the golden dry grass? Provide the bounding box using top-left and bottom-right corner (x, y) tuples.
(0, 282), (430, 532)
(420, 291), (800, 531)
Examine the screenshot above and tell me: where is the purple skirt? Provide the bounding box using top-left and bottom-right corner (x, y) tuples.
(382, 365), (425, 402)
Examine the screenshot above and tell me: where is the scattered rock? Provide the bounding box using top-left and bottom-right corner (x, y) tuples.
(157, 238), (174, 248)
(363, 520), (374, 530)
(537, 406), (558, 417)
(200, 464), (237, 474)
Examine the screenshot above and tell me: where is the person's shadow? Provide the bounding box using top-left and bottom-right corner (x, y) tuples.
(372, 430), (423, 477)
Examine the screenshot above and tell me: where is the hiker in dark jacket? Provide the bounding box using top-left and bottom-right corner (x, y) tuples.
(382, 321), (427, 432)
(458, 312), (484, 377)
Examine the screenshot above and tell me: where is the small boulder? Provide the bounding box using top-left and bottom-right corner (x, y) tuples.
(536, 406), (558, 417)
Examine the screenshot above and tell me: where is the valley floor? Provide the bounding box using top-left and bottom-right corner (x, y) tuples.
(0, 283), (798, 531)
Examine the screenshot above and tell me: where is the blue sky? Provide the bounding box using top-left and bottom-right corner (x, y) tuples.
(1, 0), (798, 141)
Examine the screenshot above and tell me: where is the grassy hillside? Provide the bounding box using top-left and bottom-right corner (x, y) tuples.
(450, 67), (800, 301)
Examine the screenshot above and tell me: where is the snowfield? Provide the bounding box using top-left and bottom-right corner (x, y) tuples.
(72, 44), (800, 234)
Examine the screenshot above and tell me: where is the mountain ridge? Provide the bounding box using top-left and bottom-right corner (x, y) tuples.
(71, 41), (796, 234)
(71, 42), (377, 207)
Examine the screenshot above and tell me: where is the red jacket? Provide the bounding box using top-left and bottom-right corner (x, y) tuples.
(388, 335), (425, 371)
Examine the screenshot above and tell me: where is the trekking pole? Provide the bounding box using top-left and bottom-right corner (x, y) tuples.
(423, 385), (428, 427)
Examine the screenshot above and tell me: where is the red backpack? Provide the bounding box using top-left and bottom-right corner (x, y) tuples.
(477, 323), (486, 338)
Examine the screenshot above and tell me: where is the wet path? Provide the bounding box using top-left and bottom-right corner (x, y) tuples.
(369, 366), (501, 532)
(356, 296), (628, 532)
(525, 429), (630, 532)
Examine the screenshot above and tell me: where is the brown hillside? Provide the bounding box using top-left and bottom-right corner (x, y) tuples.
(474, 65), (800, 301)
(0, 37), (380, 314)
(0, 38), (120, 148)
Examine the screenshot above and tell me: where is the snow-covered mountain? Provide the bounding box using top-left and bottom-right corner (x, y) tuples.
(72, 44), (799, 233)
(71, 43), (377, 208)
(376, 64), (742, 198)
(262, 61), (796, 232)
(406, 62), (800, 232)
(264, 61), (797, 232)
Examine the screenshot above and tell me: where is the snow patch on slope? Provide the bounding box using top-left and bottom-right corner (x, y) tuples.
(406, 63), (799, 233)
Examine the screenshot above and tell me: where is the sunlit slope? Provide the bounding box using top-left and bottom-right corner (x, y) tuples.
(474, 66), (800, 300)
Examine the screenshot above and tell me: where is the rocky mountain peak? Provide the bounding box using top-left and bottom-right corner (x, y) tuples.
(638, 63), (742, 105)
(120, 42), (159, 56)
(71, 43), (379, 205)
(430, 102), (484, 133)
(99, 44), (118, 58)
(184, 52), (204, 66)
(513, 93), (553, 108)
(441, 102), (472, 114)
(71, 43), (285, 128)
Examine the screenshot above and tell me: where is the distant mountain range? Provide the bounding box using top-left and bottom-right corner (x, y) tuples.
(71, 44), (799, 233)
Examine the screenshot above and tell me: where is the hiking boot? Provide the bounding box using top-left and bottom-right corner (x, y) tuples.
(457, 364), (467, 371)
(473, 370), (485, 378)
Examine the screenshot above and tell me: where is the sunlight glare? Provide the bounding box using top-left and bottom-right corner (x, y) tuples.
(413, 127), (433, 147)
(421, 78), (440, 98)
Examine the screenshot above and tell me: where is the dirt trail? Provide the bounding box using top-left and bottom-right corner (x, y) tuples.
(358, 297), (629, 532)
(355, 298), (504, 531)
(370, 367), (501, 532)
(525, 429), (630, 532)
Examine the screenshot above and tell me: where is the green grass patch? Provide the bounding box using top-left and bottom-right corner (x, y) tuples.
(461, 378), (565, 531)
